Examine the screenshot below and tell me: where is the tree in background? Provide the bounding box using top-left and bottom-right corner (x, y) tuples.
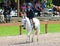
(52, 0), (60, 6)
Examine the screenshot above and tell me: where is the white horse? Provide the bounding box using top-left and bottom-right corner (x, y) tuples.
(23, 16), (40, 42)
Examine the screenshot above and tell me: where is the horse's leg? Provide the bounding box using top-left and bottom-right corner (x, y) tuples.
(28, 31), (31, 42)
(36, 30), (38, 42)
(31, 29), (36, 42)
(26, 30), (31, 42)
(26, 35), (30, 42)
(31, 31), (34, 42)
(37, 27), (40, 42)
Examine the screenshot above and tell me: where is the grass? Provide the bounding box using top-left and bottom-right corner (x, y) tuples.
(0, 26), (19, 36)
(48, 24), (60, 33)
(0, 24), (60, 36)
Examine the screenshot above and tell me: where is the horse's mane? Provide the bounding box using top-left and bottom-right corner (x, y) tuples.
(25, 17), (32, 31)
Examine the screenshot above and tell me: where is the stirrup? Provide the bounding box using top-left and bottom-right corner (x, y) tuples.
(22, 25), (24, 27)
(33, 23), (35, 28)
(23, 27), (26, 29)
(22, 25), (26, 29)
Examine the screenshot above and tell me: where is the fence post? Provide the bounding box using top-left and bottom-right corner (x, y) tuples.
(45, 24), (48, 33)
(20, 25), (22, 35)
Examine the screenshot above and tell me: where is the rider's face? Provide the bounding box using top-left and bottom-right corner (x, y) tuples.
(28, 6), (31, 9)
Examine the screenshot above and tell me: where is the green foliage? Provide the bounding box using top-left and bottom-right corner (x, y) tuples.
(47, 0), (53, 8)
(0, 0), (3, 3)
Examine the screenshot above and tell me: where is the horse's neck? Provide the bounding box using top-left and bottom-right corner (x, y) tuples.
(25, 17), (32, 30)
(25, 17), (30, 23)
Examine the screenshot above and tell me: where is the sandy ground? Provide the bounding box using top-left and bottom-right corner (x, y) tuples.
(0, 33), (60, 46)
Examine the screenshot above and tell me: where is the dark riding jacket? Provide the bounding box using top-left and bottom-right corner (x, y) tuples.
(26, 9), (34, 19)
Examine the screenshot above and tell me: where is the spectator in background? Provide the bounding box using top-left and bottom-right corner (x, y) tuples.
(3, 7), (11, 23)
(41, 0), (47, 11)
(52, 5), (57, 12)
(34, 0), (42, 16)
(21, 4), (26, 12)
(52, 5), (60, 15)
(0, 12), (4, 22)
(10, 0), (15, 10)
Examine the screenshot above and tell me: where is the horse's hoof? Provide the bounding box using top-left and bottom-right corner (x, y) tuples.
(32, 40), (33, 42)
(37, 39), (38, 42)
(26, 40), (30, 43)
(31, 38), (33, 42)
